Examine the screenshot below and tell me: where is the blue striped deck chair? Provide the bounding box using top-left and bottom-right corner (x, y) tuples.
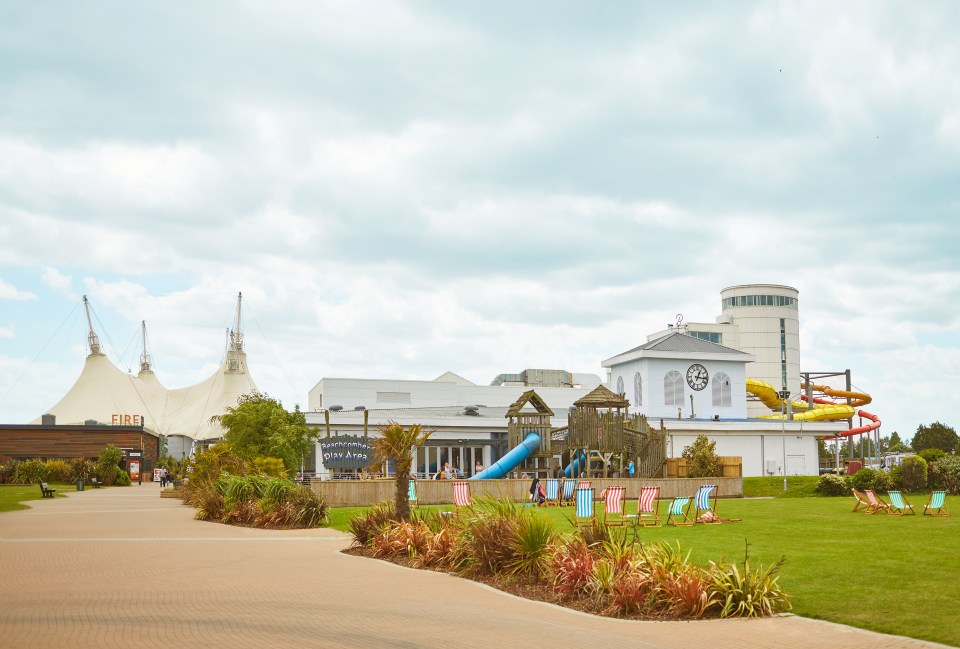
(886, 491), (914, 516)
(544, 478), (560, 505)
(407, 478), (417, 509)
(694, 484), (720, 524)
(575, 487), (595, 528)
(665, 496), (693, 526)
(923, 490), (948, 517)
(560, 478), (577, 506)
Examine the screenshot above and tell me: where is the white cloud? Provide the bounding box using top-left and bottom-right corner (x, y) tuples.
(0, 278), (36, 301)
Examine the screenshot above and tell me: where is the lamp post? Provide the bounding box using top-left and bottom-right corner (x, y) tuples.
(778, 390), (791, 492)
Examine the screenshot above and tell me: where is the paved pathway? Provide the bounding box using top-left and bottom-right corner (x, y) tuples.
(0, 483), (950, 648)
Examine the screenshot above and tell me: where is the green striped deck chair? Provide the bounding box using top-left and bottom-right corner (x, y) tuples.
(575, 487), (595, 528)
(407, 478), (417, 509)
(665, 496), (693, 526)
(923, 490), (949, 517)
(886, 490), (914, 515)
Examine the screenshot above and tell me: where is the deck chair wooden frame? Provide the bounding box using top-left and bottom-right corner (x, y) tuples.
(923, 490), (949, 517)
(665, 496), (693, 526)
(886, 490), (915, 516)
(693, 484), (720, 524)
(851, 488), (872, 513)
(559, 478), (577, 506)
(626, 485), (661, 532)
(864, 489), (891, 514)
(544, 478), (560, 506)
(602, 485), (626, 526)
(574, 487), (595, 528)
(407, 478), (418, 509)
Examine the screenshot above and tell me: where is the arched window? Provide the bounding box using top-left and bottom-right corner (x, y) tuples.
(633, 372), (642, 407)
(712, 371), (732, 407)
(664, 370), (683, 405)
(616, 375), (624, 396)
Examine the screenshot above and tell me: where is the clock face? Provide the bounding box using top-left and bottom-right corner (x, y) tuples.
(686, 364), (709, 391)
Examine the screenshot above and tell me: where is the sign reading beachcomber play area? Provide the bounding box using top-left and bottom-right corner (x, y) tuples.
(319, 435), (371, 470)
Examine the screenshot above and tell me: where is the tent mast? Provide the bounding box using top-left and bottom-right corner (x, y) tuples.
(229, 292), (243, 353)
(82, 295), (101, 355)
(139, 320), (152, 372)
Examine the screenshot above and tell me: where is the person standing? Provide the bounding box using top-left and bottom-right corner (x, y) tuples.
(474, 459), (483, 476)
(627, 459), (635, 478)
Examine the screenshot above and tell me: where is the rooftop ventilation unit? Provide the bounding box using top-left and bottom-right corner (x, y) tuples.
(354, 406), (366, 411)
(329, 405), (343, 412)
(463, 405), (480, 416)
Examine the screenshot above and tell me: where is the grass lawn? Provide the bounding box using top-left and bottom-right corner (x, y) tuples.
(0, 483), (64, 511)
(328, 495), (959, 647)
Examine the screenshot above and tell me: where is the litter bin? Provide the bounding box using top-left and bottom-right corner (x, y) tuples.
(76, 477), (84, 491)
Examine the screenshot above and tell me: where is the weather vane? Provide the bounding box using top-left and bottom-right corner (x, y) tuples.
(675, 313), (684, 328)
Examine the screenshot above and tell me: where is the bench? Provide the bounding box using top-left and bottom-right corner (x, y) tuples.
(90, 477), (101, 488)
(40, 482), (57, 498)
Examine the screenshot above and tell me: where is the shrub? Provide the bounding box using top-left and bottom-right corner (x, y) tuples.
(849, 467), (890, 492)
(899, 455), (927, 492)
(918, 449), (945, 465)
(45, 459), (72, 482)
(888, 465), (903, 490)
(16, 459), (49, 484)
(929, 455), (960, 494)
(348, 502), (397, 547)
(114, 468), (131, 486)
(709, 555), (791, 618)
(550, 539), (596, 599)
(0, 460), (19, 484)
(284, 485), (328, 528)
(505, 513), (556, 580)
(96, 444), (123, 485)
(70, 458), (95, 481)
(682, 435), (723, 478)
(815, 474), (847, 496)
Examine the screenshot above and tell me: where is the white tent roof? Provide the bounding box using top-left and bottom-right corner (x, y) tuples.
(32, 294), (258, 442)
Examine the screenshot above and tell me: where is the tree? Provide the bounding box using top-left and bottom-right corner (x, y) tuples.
(213, 392), (316, 474)
(887, 432), (909, 454)
(911, 422), (959, 453)
(96, 444), (123, 485)
(372, 421), (432, 522)
(681, 435), (723, 478)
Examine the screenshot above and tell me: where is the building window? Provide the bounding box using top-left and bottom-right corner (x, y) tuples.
(664, 370), (683, 406)
(689, 331), (722, 344)
(616, 375), (624, 396)
(723, 295), (797, 309)
(633, 372), (642, 407)
(712, 371), (731, 407)
(780, 318), (787, 392)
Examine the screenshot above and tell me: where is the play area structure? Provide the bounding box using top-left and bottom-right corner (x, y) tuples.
(472, 386), (667, 481)
(746, 369), (882, 465)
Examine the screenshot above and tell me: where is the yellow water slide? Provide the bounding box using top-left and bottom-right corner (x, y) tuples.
(745, 378), (857, 421)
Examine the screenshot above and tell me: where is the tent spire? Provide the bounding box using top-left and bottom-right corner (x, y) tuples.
(229, 292), (243, 354)
(139, 320), (152, 372)
(82, 295), (102, 355)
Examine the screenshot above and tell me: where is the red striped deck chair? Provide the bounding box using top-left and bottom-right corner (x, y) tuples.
(923, 490), (948, 517)
(453, 481), (473, 510)
(626, 486), (661, 532)
(864, 489), (891, 514)
(603, 485), (626, 526)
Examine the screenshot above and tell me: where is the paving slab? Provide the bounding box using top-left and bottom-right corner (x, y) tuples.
(0, 482), (950, 649)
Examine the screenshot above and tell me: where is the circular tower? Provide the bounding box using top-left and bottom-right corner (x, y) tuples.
(720, 284), (800, 416)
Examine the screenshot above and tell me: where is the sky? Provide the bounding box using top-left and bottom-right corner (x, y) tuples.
(0, 1), (958, 443)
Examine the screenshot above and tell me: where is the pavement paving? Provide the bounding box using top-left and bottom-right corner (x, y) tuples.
(0, 482), (950, 649)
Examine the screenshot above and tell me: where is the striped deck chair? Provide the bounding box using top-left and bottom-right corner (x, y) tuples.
(626, 486), (662, 531)
(560, 479), (577, 506)
(923, 490), (948, 517)
(851, 488), (872, 513)
(694, 484), (720, 524)
(453, 481), (473, 510)
(575, 487), (595, 528)
(407, 478), (417, 509)
(603, 485), (626, 526)
(544, 478), (560, 506)
(864, 489), (891, 514)
(886, 491), (915, 516)
(665, 496), (693, 526)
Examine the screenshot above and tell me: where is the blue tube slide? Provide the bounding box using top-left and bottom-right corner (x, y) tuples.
(471, 433), (541, 480)
(563, 451), (587, 478)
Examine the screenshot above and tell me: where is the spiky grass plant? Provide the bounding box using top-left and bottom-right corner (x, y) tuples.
(348, 502), (397, 547)
(709, 546), (790, 618)
(505, 513), (557, 581)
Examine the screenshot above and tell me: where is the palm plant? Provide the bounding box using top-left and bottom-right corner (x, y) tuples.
(372, 421), (432, 521)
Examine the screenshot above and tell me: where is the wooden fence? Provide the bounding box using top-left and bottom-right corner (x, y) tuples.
(665, 456), (743, 479)
(310, 476), (742, 507)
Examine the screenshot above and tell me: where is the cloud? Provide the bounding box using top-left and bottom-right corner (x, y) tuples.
(0, 278), (36, 301)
